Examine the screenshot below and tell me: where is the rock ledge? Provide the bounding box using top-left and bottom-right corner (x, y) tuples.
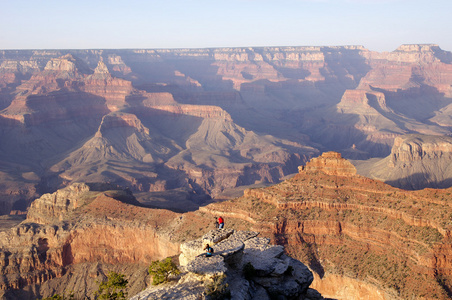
(132, 229), (322, 300)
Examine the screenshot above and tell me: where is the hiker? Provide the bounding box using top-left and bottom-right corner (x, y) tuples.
(204, 244), (214, 257)
(218, 216), (224, 229)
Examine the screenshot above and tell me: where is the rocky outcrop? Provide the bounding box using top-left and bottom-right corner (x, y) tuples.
(337, 89), (388, 113)
(357, 134), (452, 189)
(299, 151), (357, 176)
(132, 229), (319, 300)
(197, 152), (452, 299)
(82, 61), (134, 111)
(390, 134), (452, 162)
(26, 183), (90, 224)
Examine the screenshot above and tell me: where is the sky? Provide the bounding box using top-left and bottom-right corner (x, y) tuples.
(0, 0), (451, 52)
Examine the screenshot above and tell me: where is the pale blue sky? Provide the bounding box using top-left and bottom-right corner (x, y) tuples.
(1, 0), (450, 52)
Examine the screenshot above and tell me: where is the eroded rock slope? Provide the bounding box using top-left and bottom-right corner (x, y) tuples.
(2, 152), (452, 299)
(2, 44), (452, 213)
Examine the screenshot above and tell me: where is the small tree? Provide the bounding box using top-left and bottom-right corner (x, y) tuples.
(204, 274), (230, 300)
(42, 293), (75, 300)
(95, 271), (128, 300)
(148, 257), (180, 285)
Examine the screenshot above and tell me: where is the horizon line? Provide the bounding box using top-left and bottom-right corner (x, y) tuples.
(0, 43), (446, 54)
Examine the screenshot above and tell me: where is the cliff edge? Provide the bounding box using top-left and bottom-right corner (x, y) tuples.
(132, 228), (322, 300)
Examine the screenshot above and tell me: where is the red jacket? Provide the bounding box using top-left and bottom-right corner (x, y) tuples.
(218, 217), (224, 224)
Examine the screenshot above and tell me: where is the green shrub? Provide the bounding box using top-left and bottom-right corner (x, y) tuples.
(148, 257), (180, 285)
(95, 271), (128, 300)
(42, 293), (75, 300)
(204, 274), (230, 300)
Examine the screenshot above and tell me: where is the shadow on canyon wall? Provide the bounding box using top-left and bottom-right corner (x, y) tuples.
(385, 172), (452, 190)
(372, 85), (452, 122)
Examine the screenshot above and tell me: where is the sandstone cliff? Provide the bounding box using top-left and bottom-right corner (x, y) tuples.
(195, 152), (452, 299)
(2, 152), (452, 299)
(357, 134), (452, 190)
(0, 183), (182, 299)
(299, 151), (356, 176)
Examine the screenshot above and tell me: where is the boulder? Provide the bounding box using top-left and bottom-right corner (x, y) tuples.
(242, 237), (285, 276)
(185, 255), (226, 276)
(179, 239), (204, 266)
(202, 228), (234, 245)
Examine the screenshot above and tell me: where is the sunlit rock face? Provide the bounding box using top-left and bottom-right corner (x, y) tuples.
(359, 134), (452, 190)
(203, 152), (452, 299)
(1, 45), (452, 233)
(300, 151), (357, 176)
(133, 229), (317, 300)
(2, 152), (452, 299)
(0, 183), (181, 298)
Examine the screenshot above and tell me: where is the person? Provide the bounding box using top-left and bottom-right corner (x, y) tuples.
(218, 216), (224, 229)
(204, 244), (214, 257)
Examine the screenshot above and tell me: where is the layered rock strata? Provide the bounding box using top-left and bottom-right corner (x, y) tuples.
(0, 183), (182, 299)
(299, 151), (356, 176)
(196, 152), (452, 299)
(1, 44), (452, 215)
(358, 134), (452, 190)
(2, 152), (452, 299)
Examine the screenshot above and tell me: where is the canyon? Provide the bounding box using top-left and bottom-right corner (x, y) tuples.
(2, 45), (452, 299)
(1, 152), (452, 299)
(1, 45), (452, 215)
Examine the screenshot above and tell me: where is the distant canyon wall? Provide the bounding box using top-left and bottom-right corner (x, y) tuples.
(1, 44), (452, 215)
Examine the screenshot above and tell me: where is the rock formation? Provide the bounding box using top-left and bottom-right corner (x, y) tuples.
(2, 152), (452, 299)
(1, 44), (452, 216)
(198, 152), (452, 299)
(356, 134), (452, 189)
(0, 183), (182, 299)
(299, 151), (356, 176)
(132, 228), (320, 300)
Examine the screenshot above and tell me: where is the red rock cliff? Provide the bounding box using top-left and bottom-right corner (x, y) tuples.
(0, 184), (181, 295)
(196, 152), (452, 299)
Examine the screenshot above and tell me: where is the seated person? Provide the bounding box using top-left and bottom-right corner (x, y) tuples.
(203, 243), (214, 257)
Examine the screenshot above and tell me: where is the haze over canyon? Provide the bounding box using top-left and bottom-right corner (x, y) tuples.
(1, 44), (452, 214)
(1, 44), (452, 299)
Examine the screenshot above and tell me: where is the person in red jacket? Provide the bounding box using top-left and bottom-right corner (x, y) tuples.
(218, 216), (224, 229)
